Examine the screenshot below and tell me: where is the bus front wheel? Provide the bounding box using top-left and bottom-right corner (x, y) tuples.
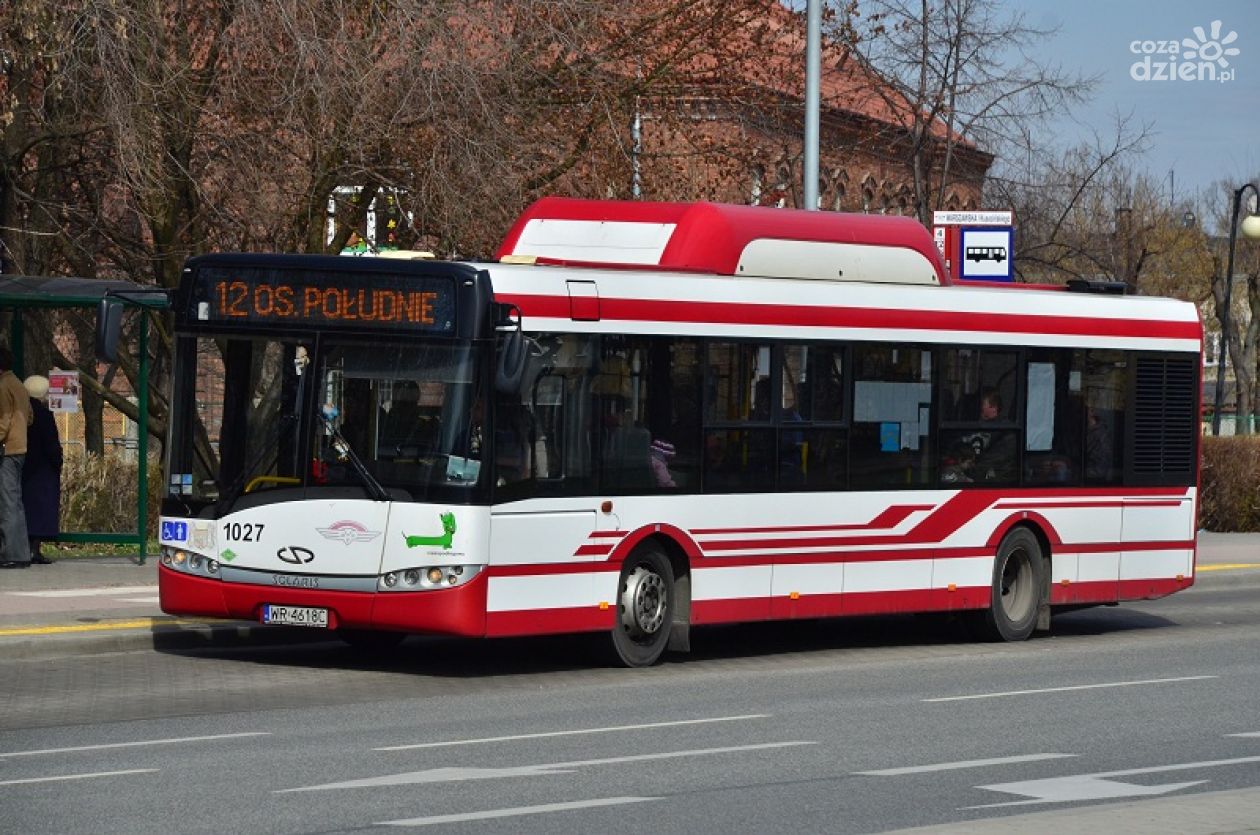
(610, 544), (675, 667)
(974, 528), (1044, 642)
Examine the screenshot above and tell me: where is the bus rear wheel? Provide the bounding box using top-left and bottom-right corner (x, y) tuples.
(610, 544), (675, 667)
(974, 528), (1044, 642)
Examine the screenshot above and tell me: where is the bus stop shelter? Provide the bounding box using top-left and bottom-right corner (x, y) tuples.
(0, 276), (170, 562)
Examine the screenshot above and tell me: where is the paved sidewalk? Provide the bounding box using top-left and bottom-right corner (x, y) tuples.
(0, 554), (328, 659)
(1, 533), (1257, 660)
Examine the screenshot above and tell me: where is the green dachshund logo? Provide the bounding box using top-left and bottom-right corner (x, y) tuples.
(403, 512), (457, 549)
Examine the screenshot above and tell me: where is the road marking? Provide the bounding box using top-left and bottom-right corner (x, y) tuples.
(0, 732), (271, 758)
(376, 714), (770, 751)
(117, 596), (161, 604)
(8, 586), (156, 598)
(379, 796), (660, 827)
(0, 617), (201, 637)
(923, 675), (1217, 702)
(0, 769), (156, 786)
(854, 753), (1077, 776)
(1227, 732), (1260, 738)
(1197, 563), (1260, 572)
(966, 754), (1260, 809)
(278, 741), (817, 792)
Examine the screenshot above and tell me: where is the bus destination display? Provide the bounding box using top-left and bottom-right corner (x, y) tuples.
(190, 267), (455, 332)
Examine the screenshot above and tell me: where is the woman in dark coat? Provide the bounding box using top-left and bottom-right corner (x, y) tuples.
(22, 375), (61, 564)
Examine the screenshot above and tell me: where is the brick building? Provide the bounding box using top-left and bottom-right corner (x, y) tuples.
(620, 1), (991, 215)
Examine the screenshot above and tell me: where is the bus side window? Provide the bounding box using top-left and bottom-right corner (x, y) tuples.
(850, 345), (933, 488)
(1023, 349), (1081, 485)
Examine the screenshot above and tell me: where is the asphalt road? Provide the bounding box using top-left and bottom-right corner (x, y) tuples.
(1, 562), (1258, 833)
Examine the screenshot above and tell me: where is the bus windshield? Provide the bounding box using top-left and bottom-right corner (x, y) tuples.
(313, 341), (485, 496)
(167, 336), (487, 509)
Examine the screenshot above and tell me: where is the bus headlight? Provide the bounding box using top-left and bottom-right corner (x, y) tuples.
(378, 564), (484, 592)
(161, 547), (222, 580)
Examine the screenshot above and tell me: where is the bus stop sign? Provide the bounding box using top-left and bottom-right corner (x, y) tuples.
(932, 210), (1014, 282)
(959, 226), (1014, 281)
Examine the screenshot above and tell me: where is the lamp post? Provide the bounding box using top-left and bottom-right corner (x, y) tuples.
(1211, 182), (1260, 436)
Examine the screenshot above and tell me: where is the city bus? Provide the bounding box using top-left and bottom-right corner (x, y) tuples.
(147, 197), (1201, 666)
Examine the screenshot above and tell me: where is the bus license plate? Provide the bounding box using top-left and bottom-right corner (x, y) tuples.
(263, 605), (328, 628)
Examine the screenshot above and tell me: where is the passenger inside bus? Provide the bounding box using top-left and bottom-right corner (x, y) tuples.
(942, 389), (1017, 483)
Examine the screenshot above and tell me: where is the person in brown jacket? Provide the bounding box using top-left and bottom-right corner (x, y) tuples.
(0, 345), (34, 568)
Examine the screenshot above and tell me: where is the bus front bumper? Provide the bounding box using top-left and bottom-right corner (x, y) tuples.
(158, 564), (489, 637)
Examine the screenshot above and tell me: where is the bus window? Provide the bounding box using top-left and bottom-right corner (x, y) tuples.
(196, 337), (306, 503)
(703, 342), (774, 491)
(850, 345), (933, 488)
(937, 348), (1019, 484)
(1023, 348), (1082, 485)
(596, 336), (701, 493)
(313, 341), (483, 497)
(1082, 349), (1126, 483)
(494, 333), (596, 499)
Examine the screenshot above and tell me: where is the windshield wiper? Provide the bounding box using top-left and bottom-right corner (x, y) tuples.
(317, 408), (392, 502)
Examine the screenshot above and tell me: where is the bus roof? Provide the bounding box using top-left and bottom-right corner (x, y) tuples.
(496, 197), (949, 287)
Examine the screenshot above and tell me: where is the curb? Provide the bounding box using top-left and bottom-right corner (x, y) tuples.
(0, 620), (339, 661)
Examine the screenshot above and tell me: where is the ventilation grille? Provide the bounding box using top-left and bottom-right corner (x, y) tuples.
(1132, 357), (1197, 480)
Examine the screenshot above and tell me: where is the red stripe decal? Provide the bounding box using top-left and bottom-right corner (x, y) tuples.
(691, 503), (936, 535)
(485, 606), (614, 637)
(489, 539), (1193, 577)
(992, 500), (1187, 510)
(488, 562), (619, 578)
(497, 294), (1200, 342)
(573, 543), (615, 557)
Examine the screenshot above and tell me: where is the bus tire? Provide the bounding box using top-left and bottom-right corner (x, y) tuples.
(610, 543), (675, 667)
(337, 629), (407, 652)
(975, 528), (1044, 642)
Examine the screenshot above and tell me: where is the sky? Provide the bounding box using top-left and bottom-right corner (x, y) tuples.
(1001, 0), (1260, 213)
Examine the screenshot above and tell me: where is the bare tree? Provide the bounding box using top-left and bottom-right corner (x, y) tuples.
(835, 0), (1095, 225)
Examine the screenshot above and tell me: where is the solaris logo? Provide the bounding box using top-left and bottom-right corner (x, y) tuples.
(1130, 20), (1240, 83)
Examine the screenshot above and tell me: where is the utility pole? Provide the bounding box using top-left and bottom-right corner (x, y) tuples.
(803, 0), (821, 211)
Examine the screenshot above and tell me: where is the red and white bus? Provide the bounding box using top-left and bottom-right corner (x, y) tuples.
(153, 198), (1201, 665)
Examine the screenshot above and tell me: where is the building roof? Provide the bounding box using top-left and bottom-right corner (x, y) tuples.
(664, 0), (977, 150)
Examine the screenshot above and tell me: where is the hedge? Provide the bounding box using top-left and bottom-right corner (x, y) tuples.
(59, 449), (163, 538)
(1199, 436), (1260, 532)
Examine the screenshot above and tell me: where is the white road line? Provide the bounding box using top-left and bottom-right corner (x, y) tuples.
(117, 596), (161, 604)
(964, 754), (1260, 809)
(379, 796), (660, 827)
(923, 675), (1218, 702)
(0, 732), (271, 758)
(279, 741), (817, 792)
(1227, 732), (1260, 738)
(854, 753), (1077, 776)
(0, 769), (156, 786)
(376, 714), (770, 751)
(7, 586), (156, 598)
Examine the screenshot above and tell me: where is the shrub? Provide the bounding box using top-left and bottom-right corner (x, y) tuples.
(59, 449), (163, 538)
(1199, 436), (1260, 532)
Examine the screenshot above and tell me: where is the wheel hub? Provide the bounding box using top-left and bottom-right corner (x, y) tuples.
(620, 565), (667, 639)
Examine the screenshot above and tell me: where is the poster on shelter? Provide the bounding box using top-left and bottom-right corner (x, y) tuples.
(47, 370), (81, 413)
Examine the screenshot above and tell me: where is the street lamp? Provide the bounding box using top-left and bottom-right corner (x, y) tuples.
(1211, 182), (1260, 436)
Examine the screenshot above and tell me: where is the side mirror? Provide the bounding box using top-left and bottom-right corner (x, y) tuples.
(494, 304), (526, 394)
(95, 298), (124, 363)
(495, 326), (527, 394)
